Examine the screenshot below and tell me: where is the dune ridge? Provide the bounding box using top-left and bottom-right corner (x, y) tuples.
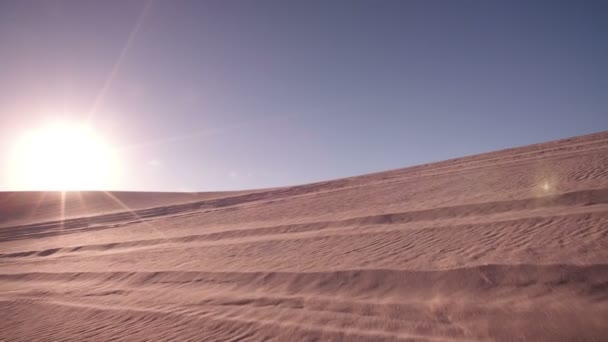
(1, 131), (607, 341)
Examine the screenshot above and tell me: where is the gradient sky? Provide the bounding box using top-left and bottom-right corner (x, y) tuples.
(1, 0), (607, 191)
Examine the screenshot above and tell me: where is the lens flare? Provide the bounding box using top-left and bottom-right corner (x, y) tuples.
(542, 181), (550, 191)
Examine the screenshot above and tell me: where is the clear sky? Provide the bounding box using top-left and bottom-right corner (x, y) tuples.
(1, 0), (607, 191)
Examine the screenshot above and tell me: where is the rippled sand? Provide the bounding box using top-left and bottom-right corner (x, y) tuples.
(1, 132), (607, 341)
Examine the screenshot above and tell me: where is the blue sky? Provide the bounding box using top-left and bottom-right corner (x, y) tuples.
(1, 0), (607, 191)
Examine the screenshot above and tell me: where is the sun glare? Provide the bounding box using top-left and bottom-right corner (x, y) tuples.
(8, 121), (120, 191)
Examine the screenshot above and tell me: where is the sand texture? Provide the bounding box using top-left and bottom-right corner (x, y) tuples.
(1, 132), (608, 341)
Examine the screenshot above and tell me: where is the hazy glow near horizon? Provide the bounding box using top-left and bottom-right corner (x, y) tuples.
(8, 122), (120, 191)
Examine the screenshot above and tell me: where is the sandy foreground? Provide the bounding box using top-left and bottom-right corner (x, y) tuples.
(1, 132), (607, 341)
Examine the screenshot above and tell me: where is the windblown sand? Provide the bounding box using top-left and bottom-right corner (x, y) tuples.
(1, 132), (607, 341)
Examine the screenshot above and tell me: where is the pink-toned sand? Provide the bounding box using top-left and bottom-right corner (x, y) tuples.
(1, 132), (607, 341)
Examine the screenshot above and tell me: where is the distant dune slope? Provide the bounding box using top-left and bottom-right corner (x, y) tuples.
(1, 131), (607, 341)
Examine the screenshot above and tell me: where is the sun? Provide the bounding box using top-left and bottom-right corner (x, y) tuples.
(8, 121), (121, 191)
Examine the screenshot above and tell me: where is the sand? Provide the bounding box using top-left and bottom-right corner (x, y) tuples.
(1, 132), (607, 341)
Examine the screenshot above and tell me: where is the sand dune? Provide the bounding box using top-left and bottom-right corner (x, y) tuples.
(1, 132), (608, 341)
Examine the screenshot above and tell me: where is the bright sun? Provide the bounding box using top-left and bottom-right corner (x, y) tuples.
(8, 121), (121, 191)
